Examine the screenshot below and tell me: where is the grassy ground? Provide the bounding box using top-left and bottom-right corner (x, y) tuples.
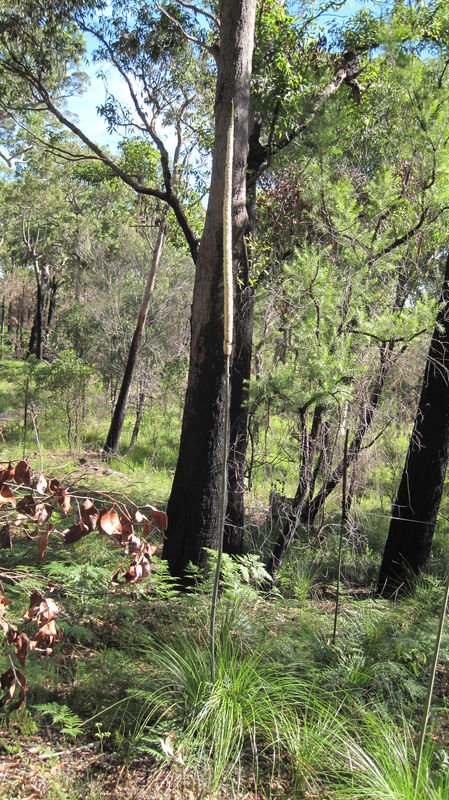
(1, 353), (449, 799)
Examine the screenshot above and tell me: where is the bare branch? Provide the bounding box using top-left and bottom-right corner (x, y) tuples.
(173, 0), (219, 28)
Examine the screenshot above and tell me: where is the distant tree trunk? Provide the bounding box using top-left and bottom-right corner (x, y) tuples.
(45, 276), (58, 346)
(378, 254), (449, 596)
(103, 209), (167, 455)
(266, 404), (324, 577)
(301, 344), (392, 526)
(126, 390), (146, 454)
(28, 262), (50, 360)
(0, 295), (5, 359)
(163, 0), (257, 578)
(267, 345), (392, 577)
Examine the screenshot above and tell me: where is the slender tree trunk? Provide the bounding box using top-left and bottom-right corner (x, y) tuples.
(224, 120), (266, 555)
(301, 344), (392, 526)
(45, 277), (58, 345)
(126, 390), (146, 454)
(0, 296), (5, 359)
(268, 346), (392, 577)
(266, 405), (323, 576)
(163, 0), (257, 578)
(28, 263), (49, 360)
(103, 209), (168, 454)
(378, 254), (449, 596)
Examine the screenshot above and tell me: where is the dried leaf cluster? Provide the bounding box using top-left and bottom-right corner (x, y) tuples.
(0, 459), (168, 711)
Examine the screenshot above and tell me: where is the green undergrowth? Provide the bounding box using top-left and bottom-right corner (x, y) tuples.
(2, 541), (448, 797)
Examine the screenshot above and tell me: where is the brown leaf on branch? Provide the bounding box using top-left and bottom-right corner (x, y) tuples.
(0, 523), (12, 549)
(25, 594), (59, 625)
(123, 553), (152, 584)
(0, 594), (11, 617)
(147, 505), (168, 532)
(56, 487), (71, 516)
(120, 514), (135, 538)
(98, 508), (122, 536)
(14, 461), (31, 487)
(32, 619), (61, 648)
(48, 478), (60, 493)
(36, 525), (53, 562)
(134, 510), (151, 537)
(0, 462), (14, 486)
(0, 667), (26, 711)
(16, 494), (36, 515)
(62, 519), (89, 544)
(121, 532), (142, 554)
(0, 484), (16, 508)
(80, 499), (99, 531)
(34, 473), (48, 494)
(14, 632), (35, 667)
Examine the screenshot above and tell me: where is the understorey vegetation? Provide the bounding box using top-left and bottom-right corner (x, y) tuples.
(0, 0), (449, 797)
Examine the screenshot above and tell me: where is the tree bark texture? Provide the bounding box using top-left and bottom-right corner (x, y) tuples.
(103, 209), (167, 454)
(28, 262), (50, 360)
(163, 0), (257, 578)
(378, 254), (449, 595)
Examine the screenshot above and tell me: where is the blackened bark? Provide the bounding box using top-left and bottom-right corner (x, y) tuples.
(0, 296), (5, 359)
(301, 344), (392, 527)
(126, 391), (145, 454)
(28, 263), (49, 360)
(267, 345), (392, 577)
(103, 211), (167, 454)
(225, 261), (254, 554)
(45, 276), (58, 345)
(163, 0), (257, 578)
(224, 119), (266, 555)
(378, 254), (449, 596)
(266, 405), (323, 577)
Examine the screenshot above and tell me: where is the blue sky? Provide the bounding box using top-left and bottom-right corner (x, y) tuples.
(66, 0), (376, 153)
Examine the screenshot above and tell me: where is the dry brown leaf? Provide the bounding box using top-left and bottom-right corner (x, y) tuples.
(56, 487), (72, 515)
(80, 499), (99, 531)
(98, 508), (122, 536)
(148, 505), (168, 532)
(62, 520), (89, 544)
(34, 473), (48, 494)
(121, 532), (142, 554)
(14, 632), (32, 667)
(24, 590), (45, 621)
(120, 514), (135, 537)
(0, 463), (14, 486)
(0, 594), (11, 617)
(32, 619), (60, 647)
(16, 494), (36, 515)
(134, 510), (151, 537)
(0, 668), (16, 706)
(0, 484), (16, 508)
(123, 553), (152, 584)
(14, 460), (31, 487)
(36, 525), (52, 563)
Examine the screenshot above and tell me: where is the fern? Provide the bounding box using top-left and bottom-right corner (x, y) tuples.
(34, 702), (84, 739)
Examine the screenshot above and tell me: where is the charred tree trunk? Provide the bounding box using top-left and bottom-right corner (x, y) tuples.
(163, 0), (257, 578)
(378, 254), (449, 596)
(45, 276), (58, 346)
(103, 210), (167, 455)
(301, 344), (392, 527)
(267, 404), (323, 577)
(0, 296), (5, 359)
(126, 391), (146, 454)
(28, 263), (50, 360)
(268, 345), (392, 577)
